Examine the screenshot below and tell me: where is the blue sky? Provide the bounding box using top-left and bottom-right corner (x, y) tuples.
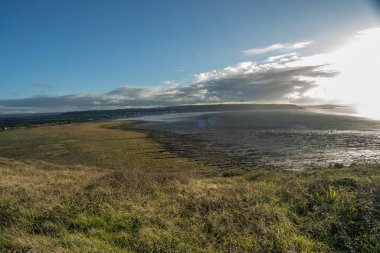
(1, 0), (380, 113)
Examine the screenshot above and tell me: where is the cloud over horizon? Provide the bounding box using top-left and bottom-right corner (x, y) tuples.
(0, 59), (334, 113)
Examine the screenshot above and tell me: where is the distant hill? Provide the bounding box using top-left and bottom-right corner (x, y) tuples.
(0, 103), (303, 127)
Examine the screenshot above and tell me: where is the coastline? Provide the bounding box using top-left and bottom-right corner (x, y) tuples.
(114, 121), (291, 171)
(114, 118), (380, 171)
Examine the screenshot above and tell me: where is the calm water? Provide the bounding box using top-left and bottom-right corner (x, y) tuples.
(128, 109), (380, 169)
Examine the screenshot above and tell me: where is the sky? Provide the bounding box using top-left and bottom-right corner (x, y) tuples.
(1, 0), (380, 116)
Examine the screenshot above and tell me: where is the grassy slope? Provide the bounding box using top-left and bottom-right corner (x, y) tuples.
(0, 122), (379, 252)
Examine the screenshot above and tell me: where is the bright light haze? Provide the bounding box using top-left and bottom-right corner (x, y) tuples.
(1, 0), (380, 116)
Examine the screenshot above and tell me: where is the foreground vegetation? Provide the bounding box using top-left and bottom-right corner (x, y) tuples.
(0, 122), (379, 252)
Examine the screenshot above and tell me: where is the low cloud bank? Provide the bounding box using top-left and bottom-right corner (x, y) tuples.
(0, 60), (334, 113)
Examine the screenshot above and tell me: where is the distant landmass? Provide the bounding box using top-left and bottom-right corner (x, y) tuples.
(0, 104), (303, 127)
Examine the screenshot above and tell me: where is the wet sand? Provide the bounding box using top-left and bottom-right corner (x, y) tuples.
(125, 109), (380, 170)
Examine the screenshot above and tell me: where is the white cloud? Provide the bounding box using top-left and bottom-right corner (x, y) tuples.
(194, 62), (260, 82)
(266, 53), (298, 62)
(243, 41), (313, 56)
(292, 41), (314, 49)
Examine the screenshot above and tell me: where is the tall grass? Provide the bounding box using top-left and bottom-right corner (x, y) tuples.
(0, 157), (378, 252)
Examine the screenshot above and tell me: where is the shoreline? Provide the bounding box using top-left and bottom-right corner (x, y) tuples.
(114, 120), (380, 171)
(114, 121), (302, 171)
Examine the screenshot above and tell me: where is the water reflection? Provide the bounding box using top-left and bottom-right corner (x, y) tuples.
(136, 109), (380, 169)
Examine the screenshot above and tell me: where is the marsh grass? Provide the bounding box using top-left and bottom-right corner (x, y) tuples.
(0, 122), (211, 174)
(0, 122), (379, 252)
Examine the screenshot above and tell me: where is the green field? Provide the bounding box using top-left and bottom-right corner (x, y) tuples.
(0, 122), (379, 252)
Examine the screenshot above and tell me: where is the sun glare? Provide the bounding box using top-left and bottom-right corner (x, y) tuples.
(305, 28), (380, 119)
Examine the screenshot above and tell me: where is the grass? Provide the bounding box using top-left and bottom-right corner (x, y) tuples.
(0, 122), (379, 252)
(0, 122), (211, 173)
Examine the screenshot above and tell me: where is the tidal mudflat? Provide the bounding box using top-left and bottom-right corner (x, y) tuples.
(130, 109), (380, 170)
